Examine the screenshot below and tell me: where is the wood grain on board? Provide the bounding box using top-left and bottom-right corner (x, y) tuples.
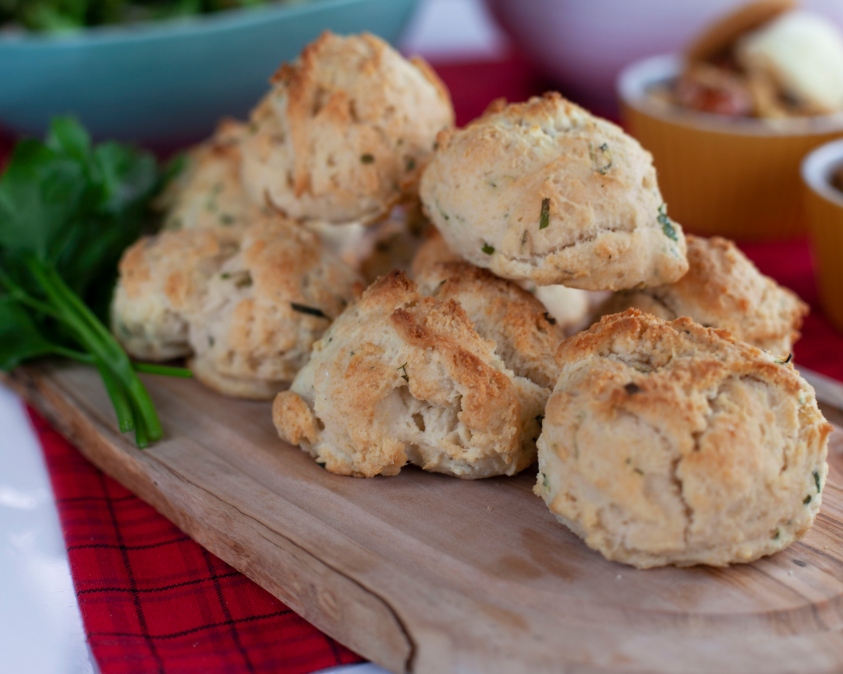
(5, 362), (843, 674)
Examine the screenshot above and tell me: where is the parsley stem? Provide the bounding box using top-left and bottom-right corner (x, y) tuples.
(53, 347), (95, 364)
(129, 396), (149, 449)
(133, 363), (193, 378)
(26, 257), (163, 445)
(95, 360), (134, 433)
(48, 265), (163, 443)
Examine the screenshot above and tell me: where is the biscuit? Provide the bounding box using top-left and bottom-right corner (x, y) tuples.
(736, 11), (843, 115)
(188, 218), (363, 399)
(412, 229), (592, 334)
(536, 309), (831, 568)
(592, 235), (808, 355)
(111, 228), (241, 361)
(272, 270), (548, 478)
(419, 93), (689, 290)
(158, 120), (271, 232)
(240, 32), (454, 225)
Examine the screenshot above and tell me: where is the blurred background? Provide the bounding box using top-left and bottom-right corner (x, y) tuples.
(3, 0), (843, 143)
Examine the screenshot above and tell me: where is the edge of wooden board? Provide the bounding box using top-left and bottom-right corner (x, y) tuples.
(3, 366), (415, 674)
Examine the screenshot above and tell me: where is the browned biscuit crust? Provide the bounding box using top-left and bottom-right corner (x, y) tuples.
(536, 309), (830, 568)
(419, 92), (688, 290)
(111, 228), (241, 361)
(240, 32), (454, 225)
(593, 235), (808, 355)
(272, 270), (548, 478)
(415, 260), (564, 389)
(189, 218), (363, 399)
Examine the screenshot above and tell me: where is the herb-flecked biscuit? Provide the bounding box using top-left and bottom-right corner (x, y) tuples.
(111, 227), (241, 361)
(419, 92), (689, 290)
(158, 120), (271, 232)
(593, 235), (808, 355)
(536, 309), (830, 568)
(240, 31), (454, 225)
(188, 218), (363, 399)
(272, 270), (548, 478)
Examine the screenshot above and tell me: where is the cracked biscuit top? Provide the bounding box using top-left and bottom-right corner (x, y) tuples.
(272, 270), (550, 479)
(419, 92), (688, 290)
(593, 235), (808, 356)
(240, 31), (454, 226)
(536, 309), (830, 568)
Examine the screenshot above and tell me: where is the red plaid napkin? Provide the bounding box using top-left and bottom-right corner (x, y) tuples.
(15, 55), (843, 674)
(29, 408), (362, 674)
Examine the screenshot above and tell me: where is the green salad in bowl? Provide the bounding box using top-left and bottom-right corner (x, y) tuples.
(1, 0), (301, 32)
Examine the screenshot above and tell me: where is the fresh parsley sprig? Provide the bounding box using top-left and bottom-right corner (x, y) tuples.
(0, 117), (186, 447)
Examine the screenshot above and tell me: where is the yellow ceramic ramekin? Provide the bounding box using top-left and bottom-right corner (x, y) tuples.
(618, 55), (843, 241)
(802, 140), (843, 332)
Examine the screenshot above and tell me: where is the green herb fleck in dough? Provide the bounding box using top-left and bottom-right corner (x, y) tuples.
(540, 472), (550, 491)
(539, 197), (550, 230)
(291, 303), (328, 319)
(398, 363), (409, 382)
(219, 213), (236, 226)
(360, 154), (375, 164)
(771, 528), (781, 540)
(589, 142), (612, 175)
(775, 353), (793, 365)
(481, 243), (495, 255)
(803, 494), (812, 504)
(814, 470), (822, 493)
(405, 158), (416, 172)
(658, 204), (678, 241)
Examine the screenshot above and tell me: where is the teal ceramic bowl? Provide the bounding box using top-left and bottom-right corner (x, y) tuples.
(0, 0), (419, 145)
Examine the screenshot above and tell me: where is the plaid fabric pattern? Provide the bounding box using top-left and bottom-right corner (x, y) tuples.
(29, 410), (362, 674)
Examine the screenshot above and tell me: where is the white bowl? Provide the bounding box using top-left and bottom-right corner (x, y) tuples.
(485, 0), (843, 114)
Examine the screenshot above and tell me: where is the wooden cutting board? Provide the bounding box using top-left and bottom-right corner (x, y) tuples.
(6, 362), (843, 674)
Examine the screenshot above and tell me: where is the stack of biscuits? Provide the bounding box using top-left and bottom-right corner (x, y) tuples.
(112, 32), (831, 569)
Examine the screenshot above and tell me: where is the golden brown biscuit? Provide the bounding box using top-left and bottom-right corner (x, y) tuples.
(188, 218), (363, 399)
(419, 93), (689, 290)
(240, 32), (454, 225)
(592, 235), (808, 355)
(272, 271), (547, 478)
(685, 0), (796, 63)
(111, 228), (241, 361)
(536, 309), (830, 568)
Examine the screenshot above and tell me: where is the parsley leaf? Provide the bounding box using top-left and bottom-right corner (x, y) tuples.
(0, 117), (181, 447)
